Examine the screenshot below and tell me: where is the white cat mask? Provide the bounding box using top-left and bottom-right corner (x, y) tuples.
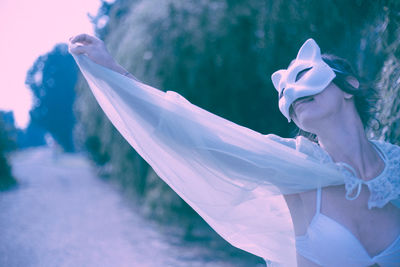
(271, 39), (336, 122)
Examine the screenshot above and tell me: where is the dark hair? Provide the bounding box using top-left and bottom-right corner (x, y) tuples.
(290, 54), (381, 143)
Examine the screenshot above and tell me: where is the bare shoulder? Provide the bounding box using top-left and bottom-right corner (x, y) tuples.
(283, 190), (317, 236)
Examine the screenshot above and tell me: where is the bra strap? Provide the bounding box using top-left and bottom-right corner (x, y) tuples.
(316, 186), (321, 214)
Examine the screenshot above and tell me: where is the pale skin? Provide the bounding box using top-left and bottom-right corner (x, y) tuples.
(69, 34), (400, 267)
(68, 34), (141, 82)
(287, 74), (400, 266)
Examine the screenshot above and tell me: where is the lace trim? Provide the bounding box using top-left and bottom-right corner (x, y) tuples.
(296, 138), (400, 209)
(272, 135), (400, 209)
(324, 140), (400, 209)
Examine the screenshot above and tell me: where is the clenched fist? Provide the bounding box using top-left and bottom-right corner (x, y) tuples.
(69, 34), (117, 69)
(68, 33), (138, 80)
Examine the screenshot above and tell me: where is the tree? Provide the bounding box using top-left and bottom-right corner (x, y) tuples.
(25, 43), (78, 152)
(0, 113), (17, 190)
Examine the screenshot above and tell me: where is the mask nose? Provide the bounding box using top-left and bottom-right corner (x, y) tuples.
(282, 86), (295, 102)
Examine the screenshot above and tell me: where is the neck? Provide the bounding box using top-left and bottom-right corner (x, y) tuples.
(316, 112), (383, 181)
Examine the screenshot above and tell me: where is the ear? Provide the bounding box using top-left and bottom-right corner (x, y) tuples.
(346, 76), (359, 89)
(343, 91), (353, 100)
(271, 69), (285, 91)
(296, 38), (322, 61)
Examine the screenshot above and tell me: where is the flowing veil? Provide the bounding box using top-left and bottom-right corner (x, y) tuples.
(71, 54), (348, 266)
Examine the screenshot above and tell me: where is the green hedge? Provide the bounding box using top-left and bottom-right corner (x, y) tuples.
(73, 0), (400, 239)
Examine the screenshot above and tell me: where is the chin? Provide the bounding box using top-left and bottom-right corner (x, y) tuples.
(294, 112), (319, 133)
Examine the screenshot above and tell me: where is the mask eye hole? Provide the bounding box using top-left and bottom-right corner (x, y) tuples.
(279, 88), (285, 99)
(295, 67), (313, 82)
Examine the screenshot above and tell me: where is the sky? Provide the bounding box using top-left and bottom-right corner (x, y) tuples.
(0, 0), (109, 129)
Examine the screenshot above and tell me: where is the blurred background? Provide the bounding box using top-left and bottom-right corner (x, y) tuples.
(0, 0), (399, 266)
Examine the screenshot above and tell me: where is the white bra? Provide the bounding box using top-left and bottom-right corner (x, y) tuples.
(296, 185), (400, 267)
(295, 140), (400, 266)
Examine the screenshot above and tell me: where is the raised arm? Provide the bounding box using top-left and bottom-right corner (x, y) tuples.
(68, 34), (342, 191)
(69, 34), (140, 81)
(68, 34), (344, 267)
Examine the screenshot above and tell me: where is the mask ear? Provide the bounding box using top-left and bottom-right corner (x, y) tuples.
(296, 38), (322, 62)
(271, 69), (285, 91)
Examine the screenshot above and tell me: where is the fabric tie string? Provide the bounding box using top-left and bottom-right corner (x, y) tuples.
(334, 162), (364, 201)
(345, 179), (363, 200)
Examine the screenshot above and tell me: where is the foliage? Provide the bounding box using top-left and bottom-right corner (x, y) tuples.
(73, 0), (400, 261)
(16, 121), (47, 149)
(366, 0), (400, 144)
(0, 113), (17, 190)
(0, 111), (18, 152)
(26, 44), (78, 152)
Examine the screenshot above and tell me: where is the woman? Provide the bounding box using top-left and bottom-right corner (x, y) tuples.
(271, 39), (400, 266)
(68, 34), (400, 266)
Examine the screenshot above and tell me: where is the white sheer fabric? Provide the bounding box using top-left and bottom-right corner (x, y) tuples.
(72, 54), (350, 266)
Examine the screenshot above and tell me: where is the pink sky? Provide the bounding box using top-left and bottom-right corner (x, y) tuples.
(0, 0), (110, 129)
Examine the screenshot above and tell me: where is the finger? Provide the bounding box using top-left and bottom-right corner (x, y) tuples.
(68, 43), (90, 55)
(70, 33), (96, 44)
